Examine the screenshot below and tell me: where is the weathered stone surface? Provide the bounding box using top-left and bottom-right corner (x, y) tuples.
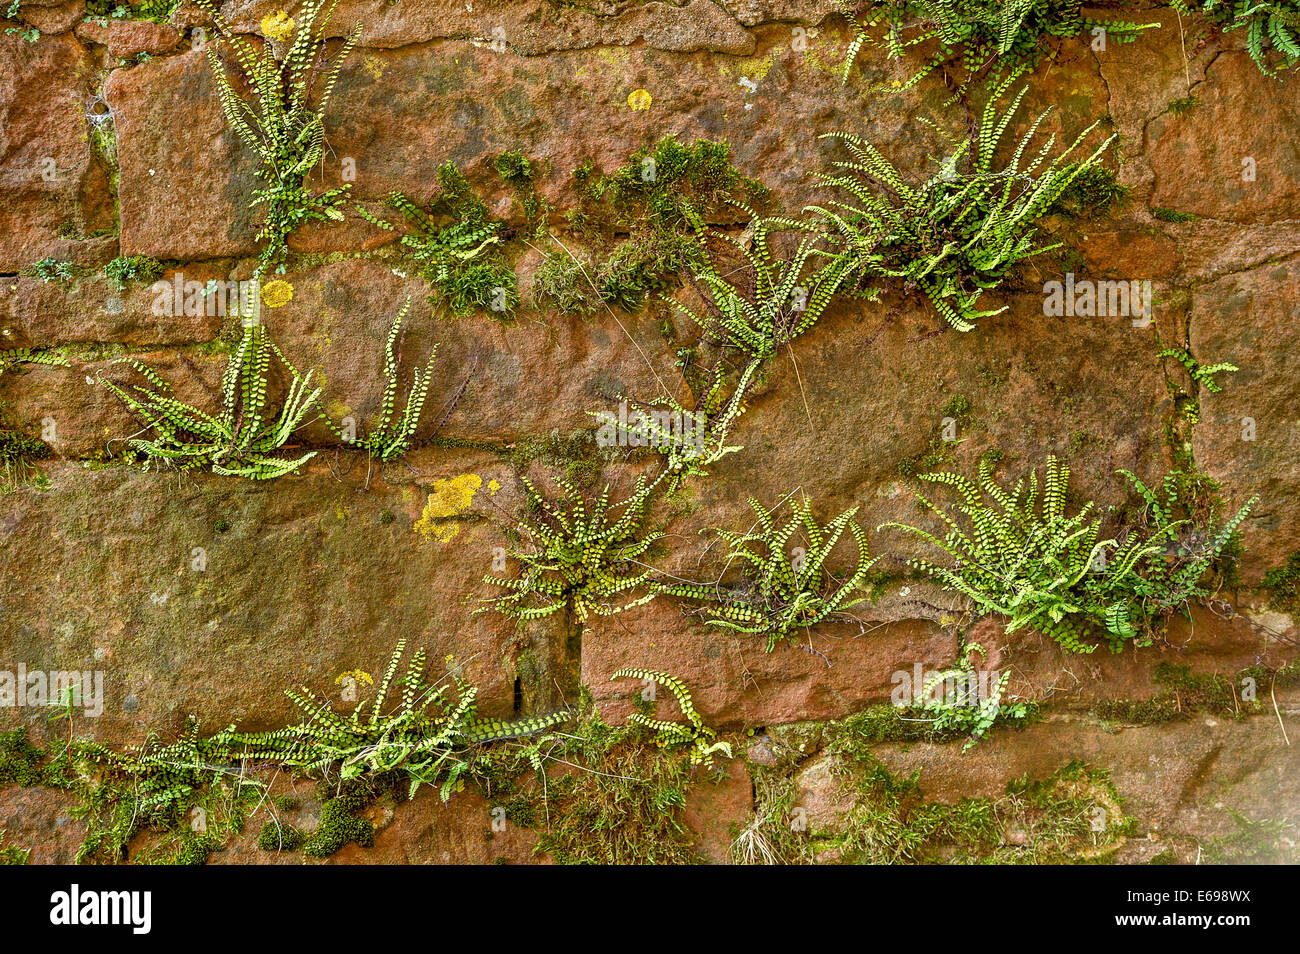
(2, 3), (1299, 865)
(0, 32), (104, 270)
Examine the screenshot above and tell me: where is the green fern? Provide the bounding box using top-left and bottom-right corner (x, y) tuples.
(882, 455), (1257, 652)
(811, 73), (1113, 331)
(482, 476), (664, 622)
(844, 0), (1158, 90)
(326, 298), (439, 462)
(665, 206), (855, 361)
(0, 348), (68, 374)
(611, 668), (732, 766)
(100, 321), (321, 479)
(1171, 0), (1300, 76)
(659, 496), (878, 651)
(358, 164), (519, 317)
(195, 0), (360, 275)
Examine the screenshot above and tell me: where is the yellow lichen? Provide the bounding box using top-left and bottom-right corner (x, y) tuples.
(260, 279), (294, 308)
(627, 89), (652, 111)
(413, 474), (483, 543)
(260, 11), (295, 42)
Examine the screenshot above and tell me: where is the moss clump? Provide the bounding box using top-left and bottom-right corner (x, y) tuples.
(1151, 206), (1199, 224)
(1094, 663), (1264, 725)
(103, 254), (163, 290)
(496, 696), (700, 864)
(0, 426), (53, 492)
(1049, 165), (1131, 217)
(258, 820), (305, 851)
(0, 729), (48, 787)
(301, 793), (376, 857)
(0, 830), (28, 865)
(531, 231), (698, 315)
(815, 753), (1130, 864)
(1262, 551), (1300, 615)
(1199, 808), (1293, 864)
(574, 136), (767, 231)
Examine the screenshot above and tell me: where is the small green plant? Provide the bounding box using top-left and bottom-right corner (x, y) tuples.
(660, 496), (878, 651)
(483, 476), (663, 622)
(1158, 346), (1238, 423)
(195, 0), (360, 275)
(29, 258), (77, 283)
(914, 643), (1029, 750)
(666, 209), (856, 360)
(883, 455), (1256, 652)
(611, 669), (732, 766)
(229, 640), (569, 801)
(101, 321), (322, 478)
(844, 0), (1157, 90)
(359, 164), (519, 317)
(102, 254), (163, 290)
(1171, 0), (1300, 76)
(812, 75), (1113, 331)
(0, 830), (28, 865)
(0, 348), (68, 375)
(326, 298), (439, 465)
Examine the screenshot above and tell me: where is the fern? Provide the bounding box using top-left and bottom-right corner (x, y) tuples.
(611, 669), (732, 766)
(843, 0), (1158, 90)
(914, 643), (1030, 750)
(659, 496), (878, 651)
(194, 0), (360, 275)
(358, 164), (519, 317)
(100, 322), (321, 479)
(0, 348), (68, 374)
(326, 298), (439, 462)
(665, 206), (855, 361)
(883, 455), (1257, 652)
(811, 73), (1113, 331)
(1170, 0), (1300, 76)
(482, 476), (664, 622)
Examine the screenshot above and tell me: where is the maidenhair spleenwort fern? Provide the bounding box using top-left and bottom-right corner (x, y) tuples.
(843, 0), (1157, 91)
(482, 476), (664, 622)
(666, 206), (856, 362)
(811, 73), (1114, 331)
(0, 348), (68, 374)
(326, 298), (439, 464)
(101, 321), (321, 479)
(72, 640), (568, 861)
(195, 0), (360, 275)
(1171, 0), (1300, 76)
(611, 669), (732, 766)
(659, 496), (878, 651)
(882, 455), (1256, 652)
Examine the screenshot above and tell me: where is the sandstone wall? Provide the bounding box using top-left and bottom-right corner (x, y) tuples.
(1, 0), (1298, 864)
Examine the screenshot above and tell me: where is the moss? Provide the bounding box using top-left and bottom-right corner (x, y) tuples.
(103, 254), (164, 290)
(301, 794), (375, 857)
(1198, 808), (1293, 864)
(258, 820), (305, 851)
(493, 696), (700, 864)
(1049, 165), (1131, 217)
(814, 752), (1129, 864)
(1151, 206), (1199, 224)
(0, 729), (47, 787)
(1094, 662), (1268, 725)
(1262, 551), (1300, 614)
(0, 426), (53, 493)
(0, 830), (28, 865)
(1167, 95), (1199, 115)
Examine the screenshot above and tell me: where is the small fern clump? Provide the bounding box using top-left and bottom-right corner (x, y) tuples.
(844, 0), (1157, 90)
(611, 669), (732, 766)
(914, 643), (1029, 751)
(667, 208), (855, 361)
(196, 0), (360, 275)
(1171, 0), (1300, 76)
(101, 322), (321, 479)
(327, 298), (438, 463)
(660, 497), (878, 651)
(883, 456), (1256, 652)
(227, 640), (569, 801)
(483, 476), (664, 622)
(812, 75), (1113, 331)
(359, 164), (519, 317)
